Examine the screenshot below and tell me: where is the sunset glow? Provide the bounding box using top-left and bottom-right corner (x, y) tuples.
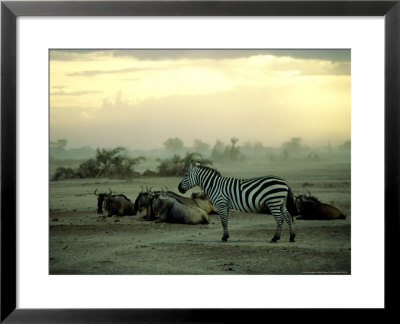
(50, 49), (350, 149)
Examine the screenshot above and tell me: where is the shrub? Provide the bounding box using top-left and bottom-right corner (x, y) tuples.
(156, 152), (212, 176)
(75, 158), (99, 178)
(52, 167), (76, 181)
(51, 147), (145, 180)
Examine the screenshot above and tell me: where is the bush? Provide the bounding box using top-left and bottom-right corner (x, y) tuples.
(156, 152), (212, 176)
(75, 158), (99, 178)
(52, 167), (76, 181)
(51, 147), (145, 180)
(211, 138), (242, 161)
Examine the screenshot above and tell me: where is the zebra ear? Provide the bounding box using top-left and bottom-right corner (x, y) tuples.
(195, 161), (201, 166)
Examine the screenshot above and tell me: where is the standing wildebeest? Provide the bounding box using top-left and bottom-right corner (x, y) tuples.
(150, 193), (210, 225)
(295, 193), (346, 220)
(103, 194), (137, 217)
(178, 162), (297, 243)
(94, 188), (112, 213)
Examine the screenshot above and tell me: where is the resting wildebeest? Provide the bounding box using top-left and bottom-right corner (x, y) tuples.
(190, 192), (217, 214)
(133, 189), (217, 220)
(164, 190), (216, 214)
(94, 188), (112, 213)
(103, 194), (137, 217)
(150, 193), (210, 225)
(295, 193), (346, 220)
(133, 190), (154, 220)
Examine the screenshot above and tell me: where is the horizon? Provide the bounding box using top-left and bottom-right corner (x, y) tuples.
(51, 137), (350, 152)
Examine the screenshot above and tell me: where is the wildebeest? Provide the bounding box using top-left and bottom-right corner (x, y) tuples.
(150, 193), (210, 225)
(165, 190), (216, 214)
(133, 190), (154, 220)
(103, 194), (137, 217)
(190, 192), (217, 214)
(295, 193), (346, 220)
(133, 189), (216, 220)
(94, 188), (112, 213)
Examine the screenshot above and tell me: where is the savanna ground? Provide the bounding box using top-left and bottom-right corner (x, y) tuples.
(49, 159), (350, 275)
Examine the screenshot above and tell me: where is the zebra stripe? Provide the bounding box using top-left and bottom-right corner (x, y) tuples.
(178, 163), (295, 243)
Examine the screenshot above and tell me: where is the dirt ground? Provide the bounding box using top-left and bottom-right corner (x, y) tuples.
(49, 159), (351, 275)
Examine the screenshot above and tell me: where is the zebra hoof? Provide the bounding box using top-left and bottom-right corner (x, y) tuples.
(221, 234), (229, 242)
(290, 234), (296, 242)
(270, 236), (280, 243)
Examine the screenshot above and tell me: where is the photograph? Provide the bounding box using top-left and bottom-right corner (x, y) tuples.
(49, 49), (351, 275)
(3, 0), (398, 319)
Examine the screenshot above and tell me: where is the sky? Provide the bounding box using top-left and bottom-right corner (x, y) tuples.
(49, 49), (351, 150)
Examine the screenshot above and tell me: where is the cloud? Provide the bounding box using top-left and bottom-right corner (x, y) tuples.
(67, 67), (168, 77)
(51, 49), (350, 64)
(111, 49), (350, 63)
(49, 50), (112, 61)
(50, 49), (351, 150)
(51, 90), (103, 96)
(50, 77), (350, 150)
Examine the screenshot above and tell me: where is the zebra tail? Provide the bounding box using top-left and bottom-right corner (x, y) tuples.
(286, 188), (299, 221)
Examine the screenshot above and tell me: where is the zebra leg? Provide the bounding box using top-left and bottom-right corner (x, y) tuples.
(216, 204), (229, 242)
(269, 203), (284, 243)
(282, 204), (296, 242)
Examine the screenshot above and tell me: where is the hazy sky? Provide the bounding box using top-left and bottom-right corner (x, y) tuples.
(50, 49), (350, 150)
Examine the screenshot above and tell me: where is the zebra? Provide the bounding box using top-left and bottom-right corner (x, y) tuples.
(178, 162), (296, 243)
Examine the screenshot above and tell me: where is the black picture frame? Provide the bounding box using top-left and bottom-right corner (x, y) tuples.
(1, 0), (399, 322)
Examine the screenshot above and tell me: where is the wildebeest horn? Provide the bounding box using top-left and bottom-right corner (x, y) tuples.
(108, 187), (112, 195)
(306, 190), (311, 197)
(94, 189), (98, 196)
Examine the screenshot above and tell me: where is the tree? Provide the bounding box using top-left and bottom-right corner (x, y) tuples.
(211, 138), (242, 161)
(281, 137), (302, 157)
(75, 158), (99, 178)
(51, 146), (145, 180)
(50, 139), (68, 159)
(156, 152), (211, 176)
(211, 140), (226, 160)
(52, 167), (75, 181)
(230, 137), (239, 147)
(254, 141), (264, 151)
(192, 139), (210, 153)
(95, 147), (125, 177)
(224, 137), (240, 160)
(95, 147), (145, 178)
(163, 137), (184, 153)
(50, 139), (67, 150)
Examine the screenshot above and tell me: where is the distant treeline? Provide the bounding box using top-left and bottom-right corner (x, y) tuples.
(51, 148), (211, 181)
(50, 138), (351, 180)
(50, 137), (350, 162)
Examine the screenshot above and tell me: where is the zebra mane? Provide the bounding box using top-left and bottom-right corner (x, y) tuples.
(198, 165), (222, 177)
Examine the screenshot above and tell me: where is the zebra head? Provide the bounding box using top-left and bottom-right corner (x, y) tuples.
(178, 161), (200, 194)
